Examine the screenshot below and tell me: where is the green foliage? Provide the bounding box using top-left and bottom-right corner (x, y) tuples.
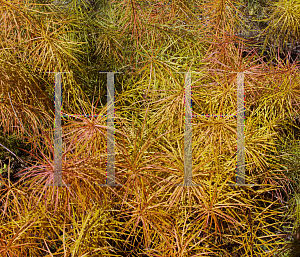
(258, 0), (300, 57)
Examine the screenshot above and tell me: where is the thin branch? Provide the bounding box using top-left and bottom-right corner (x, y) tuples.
(0, 142), (25, 164)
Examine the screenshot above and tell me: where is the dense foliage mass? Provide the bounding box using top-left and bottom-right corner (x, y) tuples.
(0, 0), (300, 256)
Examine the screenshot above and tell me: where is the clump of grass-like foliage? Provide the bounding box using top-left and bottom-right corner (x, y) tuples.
(1, 0), (300, 256)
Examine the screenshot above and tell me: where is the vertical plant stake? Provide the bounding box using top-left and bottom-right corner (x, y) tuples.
(236, 72), (245, 185)
(229, 72), (254, 187)
(107, 72), (115, 186)
(184, 72), (192, 185)
(46, 71), (70, 187)
(176, 71), (201, 187)
(54, 72), (62, 186)
(51, 72), (65, 187)
(98, 72), (122, 187)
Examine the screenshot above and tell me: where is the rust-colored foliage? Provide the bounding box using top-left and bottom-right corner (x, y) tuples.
(0, 0), (299, 256)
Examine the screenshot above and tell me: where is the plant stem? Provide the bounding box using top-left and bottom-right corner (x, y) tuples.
(0, 142), (25, 164)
